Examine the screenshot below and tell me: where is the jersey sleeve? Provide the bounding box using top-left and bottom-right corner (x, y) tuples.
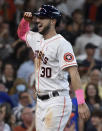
(26, 31), (42, 52)
(58, 39), (77, 70)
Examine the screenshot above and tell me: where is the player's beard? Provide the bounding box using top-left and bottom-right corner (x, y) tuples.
(38, 21), (51, 36)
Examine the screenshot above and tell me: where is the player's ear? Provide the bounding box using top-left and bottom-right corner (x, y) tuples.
(51, 19), (56, 25)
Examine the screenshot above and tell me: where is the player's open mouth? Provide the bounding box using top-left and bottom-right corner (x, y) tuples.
(38, 24), (43, 29)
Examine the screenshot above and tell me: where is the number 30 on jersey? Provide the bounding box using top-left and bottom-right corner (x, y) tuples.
(40, 67), (52, 78)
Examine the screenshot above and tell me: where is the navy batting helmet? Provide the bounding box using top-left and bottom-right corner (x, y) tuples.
(34, 5), (61, 19)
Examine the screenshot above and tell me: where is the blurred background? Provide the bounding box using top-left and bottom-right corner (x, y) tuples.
(0, 0), (102, 131)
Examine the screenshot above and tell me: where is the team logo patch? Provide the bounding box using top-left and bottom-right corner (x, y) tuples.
(64, 53), (74, 62)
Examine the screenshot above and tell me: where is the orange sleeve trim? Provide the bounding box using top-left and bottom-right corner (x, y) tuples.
(61, 63), (77, 69)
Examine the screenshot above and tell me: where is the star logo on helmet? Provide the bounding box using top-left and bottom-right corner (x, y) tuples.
(39, 7), (47, 13)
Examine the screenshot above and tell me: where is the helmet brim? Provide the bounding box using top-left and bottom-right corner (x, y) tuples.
(33, 12), (51, 19)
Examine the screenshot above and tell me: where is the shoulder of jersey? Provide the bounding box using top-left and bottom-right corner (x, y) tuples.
(59, 34), (72, 46)
(28, 31), (41, 37)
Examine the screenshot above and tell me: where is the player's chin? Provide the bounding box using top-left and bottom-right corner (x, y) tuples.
(38, 29), (44, 35)
(38, 27), (43, 33)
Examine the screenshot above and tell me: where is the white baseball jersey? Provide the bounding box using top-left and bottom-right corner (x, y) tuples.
(26, 31), (77, 93)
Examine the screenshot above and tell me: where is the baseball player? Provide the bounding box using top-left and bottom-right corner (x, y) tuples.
(17, 4), (90, 131)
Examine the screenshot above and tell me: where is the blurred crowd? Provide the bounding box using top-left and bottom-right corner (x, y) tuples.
(0, 0), (102, 131)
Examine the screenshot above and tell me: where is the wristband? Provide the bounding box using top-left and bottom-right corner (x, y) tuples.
(17, 18), (30, 41)
(75, 89), (85, 105)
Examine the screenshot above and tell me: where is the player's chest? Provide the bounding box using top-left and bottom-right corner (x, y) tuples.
(34, 41), (58, 62)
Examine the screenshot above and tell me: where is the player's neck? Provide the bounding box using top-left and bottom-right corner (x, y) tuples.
(43, 29), (57, 40)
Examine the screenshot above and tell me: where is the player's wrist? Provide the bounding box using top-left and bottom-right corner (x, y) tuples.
(75, 89), (85, 105)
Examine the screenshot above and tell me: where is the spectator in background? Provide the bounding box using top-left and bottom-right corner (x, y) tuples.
(0, 16), (4, 35)
(13, 91), (34, 125)
(0, 83), (14, 107)
(0, 83), (7, 92)
(91, 109), (102, 131)
(56, 14), (68, 32)
(66, 0), (85, 16)
(28, 72), (36, 103)
(9, 113), (16, 130)
(1, 0), (16, 36)
(57, 16), (77, 46)
(17, 48), (34, 83)
(6, 41), (27, 69)
(0, 103), (12, 130)
(72, 9), (84, 36)
(0, 23), (14, 59)
(84, 0), (102, 23)
(88, 68), (102, 99)
(95, 43), (102, 61)
(13, 107), (36, 131)
(10, 78), (28, 95)
(0, 0), (5, 13)
(79, 82), (102, 131)
(43, 0), (58, 6)
(60, 9), (84, 46)
(10, 77), (36, 107)
(0, 103), (11, 131)
(75, 19), (102, 58)
(24, 0), (37, 12)
(1, 0), (16, 22)
(57, 0), (70, 16)
(14, 0), (24, 26)
(85, 83), (102, 112)
(9, 78), (28, 106)
(79, 43), (102, 75)
(0, 62), (16, 94)
(0, 57), (3, 80)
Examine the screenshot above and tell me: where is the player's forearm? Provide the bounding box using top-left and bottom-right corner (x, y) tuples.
(68, 66), (82, 91)
(17, 18), (30, 41)
(68, 66), (85, 104)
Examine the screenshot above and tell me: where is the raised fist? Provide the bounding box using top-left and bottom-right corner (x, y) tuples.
(24, 12), (33, 22)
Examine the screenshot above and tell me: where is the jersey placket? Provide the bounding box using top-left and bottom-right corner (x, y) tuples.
(37, 39), (47, 93)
